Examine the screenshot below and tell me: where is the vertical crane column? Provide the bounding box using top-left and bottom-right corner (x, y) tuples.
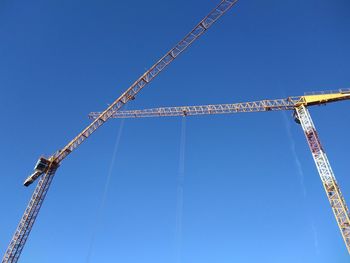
(295, 105), (350, 253)
(2, 165), (58, 263)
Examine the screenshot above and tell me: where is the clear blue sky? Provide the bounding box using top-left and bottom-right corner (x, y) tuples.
(0, 0), (350, 262)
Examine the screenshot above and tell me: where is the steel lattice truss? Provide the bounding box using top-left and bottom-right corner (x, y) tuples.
(89, 97), (301, 119)
(296, 106), (350, 253)
(2, 167), (58, 262)
(2, 1), (238, 262)
(52, 0), (238, 164)
(89, 90), (350, 119)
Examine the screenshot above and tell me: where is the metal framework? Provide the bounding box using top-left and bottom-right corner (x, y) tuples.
(2, 166), (58, 262)
(52, 0), (238, 164)
(89, 89), (350, 119)
(89, 97), (299, 119)
(2, 1), (238, 262)
(89, 89), (350, 254)
(295, 105), (350, 253)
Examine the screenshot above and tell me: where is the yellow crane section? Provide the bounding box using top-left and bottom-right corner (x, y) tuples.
(300, 90), (350, 106)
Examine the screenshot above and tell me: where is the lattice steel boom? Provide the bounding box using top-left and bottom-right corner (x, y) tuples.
(89, 89), (350, 119)
(3, 1), (238, 262)
(90, 89), (350, 254)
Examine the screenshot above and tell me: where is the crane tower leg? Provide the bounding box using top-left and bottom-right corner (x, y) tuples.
(295, 105), (350, 254)
(2, 166), (58, 263)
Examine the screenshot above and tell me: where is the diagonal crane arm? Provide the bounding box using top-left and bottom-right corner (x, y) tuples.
(3, 1), (238, 262)
(52, 0), (238, 164)
(89, 88), (350, 254)
(24, 0), (238, 185)
(88, 89), (350, 119)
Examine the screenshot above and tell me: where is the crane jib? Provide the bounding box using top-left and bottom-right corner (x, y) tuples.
(88, 90), (350, 119)
(53, 0), (238, 164)
(3, 1), (239, 262)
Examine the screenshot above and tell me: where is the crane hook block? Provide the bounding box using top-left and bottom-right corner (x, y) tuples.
(293, 110), (301, 124)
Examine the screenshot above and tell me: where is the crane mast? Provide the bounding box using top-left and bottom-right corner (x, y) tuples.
(295, 105), (350, 252)
(2, 167), (58, 263)
(2, 1), (238, 262)
(89, 89), (350, 253)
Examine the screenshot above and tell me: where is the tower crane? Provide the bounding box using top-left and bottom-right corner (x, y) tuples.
(89, 89), (350, 254)
(2, 1), (238, 262)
